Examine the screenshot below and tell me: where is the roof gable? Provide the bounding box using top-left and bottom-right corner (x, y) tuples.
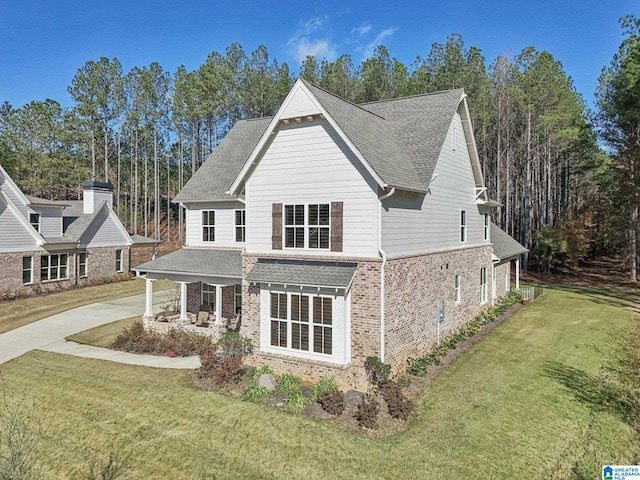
(0, 191), (44, 247)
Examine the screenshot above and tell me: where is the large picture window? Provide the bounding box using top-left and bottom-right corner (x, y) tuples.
(284, 203), (330, 249)
(270, 292), (333, 355)
(202, 211), (215, 242)
(41, 254), (68, 282)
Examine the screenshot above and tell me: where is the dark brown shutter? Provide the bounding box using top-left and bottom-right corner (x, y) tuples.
(330, 201), (343, 252)
(272, 203), (283, 250)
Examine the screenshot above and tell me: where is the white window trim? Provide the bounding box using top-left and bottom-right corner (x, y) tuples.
(202, 210), (215, 243)
(22, 256), (33, 285)
(460, 209), (467, 243)
(483, 213), (490, 241)
(115, 249), (124, 273)
(234, 284), (242, 315)
(259, 286), (348, 365)
(480, 267), (488, 304)
(452, 124), (457, 151)
(283, 203), (331, 251)
(78, 252), (88, 278)
(235, 209), (246, 243)
(41, 253), (69, 283)
(454, 274), (461, 304)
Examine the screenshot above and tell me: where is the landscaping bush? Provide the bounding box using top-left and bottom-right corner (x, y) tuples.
(317, 389), (345, 416)
(365, 356), (391, 386)
(195, 331), (252, 385)
(311, 375), (339, 401)
(241, 366), (274, 402)
(284, 390), (311, 412)
(111, 321), (211, 356)
(379, 381), (414, 420)
(275, 373), (303, 393)
(355, 393), (379, 429)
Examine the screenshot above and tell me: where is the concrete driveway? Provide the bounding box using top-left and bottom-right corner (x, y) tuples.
(0, 291), (199, 368)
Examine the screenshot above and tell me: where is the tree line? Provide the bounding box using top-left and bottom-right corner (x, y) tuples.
(0, 25), (637, 276)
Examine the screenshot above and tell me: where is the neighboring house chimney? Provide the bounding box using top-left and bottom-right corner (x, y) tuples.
(82, 181), (113, 214)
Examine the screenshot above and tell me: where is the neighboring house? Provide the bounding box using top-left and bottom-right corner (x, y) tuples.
(0, 164), (147, 298)
(134, 79), (526, 389)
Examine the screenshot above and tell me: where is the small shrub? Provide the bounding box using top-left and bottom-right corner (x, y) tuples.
(311, 375), (339, 401)
(318, 389), (345, 416)
(276, 373), (303, 393)
(212, 356), (244, 386)
(285, 390), (311, 412)
(379, 381), (414, 420)
(365, 356), (391, 386)
(242, 383), (271, 402)
(355, 393), (379, 429)
(216, 331), (252, 360)
(165, 350), (176, 358)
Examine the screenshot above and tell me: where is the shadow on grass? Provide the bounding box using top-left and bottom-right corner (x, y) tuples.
(542, 361), (617, 412)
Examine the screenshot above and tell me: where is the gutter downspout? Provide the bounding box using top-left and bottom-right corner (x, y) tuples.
(378, 187), (396, 363)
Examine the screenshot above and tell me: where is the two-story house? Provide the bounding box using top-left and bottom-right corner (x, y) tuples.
(134, 79), (526, 389)
(0, 164), (147, 298)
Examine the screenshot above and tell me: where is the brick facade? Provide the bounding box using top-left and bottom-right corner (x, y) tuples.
(0, 246), (130, 300)
(493, 261), (511, 300)
(383, 245), (493, 373)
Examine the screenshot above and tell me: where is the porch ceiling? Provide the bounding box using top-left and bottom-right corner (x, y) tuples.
(133, 248), (242, 279)
(246, 258), (357, 289)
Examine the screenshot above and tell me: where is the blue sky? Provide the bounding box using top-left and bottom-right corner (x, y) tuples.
(0, 0), (636, 111)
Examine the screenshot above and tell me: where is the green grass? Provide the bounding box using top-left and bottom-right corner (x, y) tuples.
(0, 285), (638, 479)
(0, 278), (173, 334)
(66, 316), (139, 347)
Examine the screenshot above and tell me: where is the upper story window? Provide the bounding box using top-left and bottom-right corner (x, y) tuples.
(484, 213), (490, 241)
(202, 211), (215, 242)
(284, 204), (329, 249)
(235, 210), (246, 243)
(29, 213), (40, 232)
(41, 253), (68, 282)
(460, 210), (467, 243)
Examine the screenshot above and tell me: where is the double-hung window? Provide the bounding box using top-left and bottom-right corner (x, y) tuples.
(41, 254), (68, 282)
(484, 213), (490, 241)
(480, 267), (487, 303)
(460, 210), (467, 243)
(284, 204), (330, 249)
(270, 293), (333, 355)
(115, 249), (124, 272)
(454, 274), (461, 303)
(79, 252), (88, 277)
(202, 211), (215, 242)
(235, 210), (246, 243)
(29, 213), (40, 232)
(22, 256), (33, 284)
(234, 284), (242, 315)
(202, 283), (216, 311)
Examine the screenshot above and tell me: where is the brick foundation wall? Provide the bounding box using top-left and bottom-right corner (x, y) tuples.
(384, 245), (494, 373)
(240, 253), (381, 391)
(494, 261), (511, 299)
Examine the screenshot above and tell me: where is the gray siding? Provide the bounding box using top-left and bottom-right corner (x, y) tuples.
(39, 207), (63, 237)
(381, 111), (490, 256)
(80, 207), (130, 248)
(185, 201), (246, 247)
(0, 197), (40, 252)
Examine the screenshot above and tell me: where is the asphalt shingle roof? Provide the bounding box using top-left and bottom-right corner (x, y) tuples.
(246, 258), (357, 289)
(173, 81), (465, 201)
(491, 223), (528, 260)
(133, 248), (242, 278)
(173, 117), (271, 203)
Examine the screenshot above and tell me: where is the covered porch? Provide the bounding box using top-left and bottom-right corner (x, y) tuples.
(132, 248), (243, 332)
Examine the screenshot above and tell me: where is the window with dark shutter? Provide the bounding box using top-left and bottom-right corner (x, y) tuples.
(272, 203), (283, 250)
(330, 201), (343, 252)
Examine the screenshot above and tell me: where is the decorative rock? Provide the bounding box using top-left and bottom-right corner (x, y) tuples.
(258, 374), (277, 391)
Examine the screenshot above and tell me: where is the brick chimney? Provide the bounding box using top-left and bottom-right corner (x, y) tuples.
(82, 181), (113, 214)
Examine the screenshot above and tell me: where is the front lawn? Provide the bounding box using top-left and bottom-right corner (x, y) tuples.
(0, 285), (638, 479)
(0, 278), (173, 334)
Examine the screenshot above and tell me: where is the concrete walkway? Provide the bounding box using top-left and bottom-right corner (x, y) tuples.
(0, 291), (200, 369)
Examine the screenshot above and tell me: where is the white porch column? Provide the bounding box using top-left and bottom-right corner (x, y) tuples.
(515, 258), (521, 290)
(143, 278), (155, 324)
(179, 282), (188, 321)
(215, 285), (222, 324)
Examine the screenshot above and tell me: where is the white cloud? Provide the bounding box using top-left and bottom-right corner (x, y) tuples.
(287, 15), (337, 63)
(351, 22), (371, 37)
(361, 27), (397, 59)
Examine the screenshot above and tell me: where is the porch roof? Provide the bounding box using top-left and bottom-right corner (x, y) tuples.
(246, 258), (357, 289)
(491, 223), (528, 261)
(133, 248), (242, 279)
